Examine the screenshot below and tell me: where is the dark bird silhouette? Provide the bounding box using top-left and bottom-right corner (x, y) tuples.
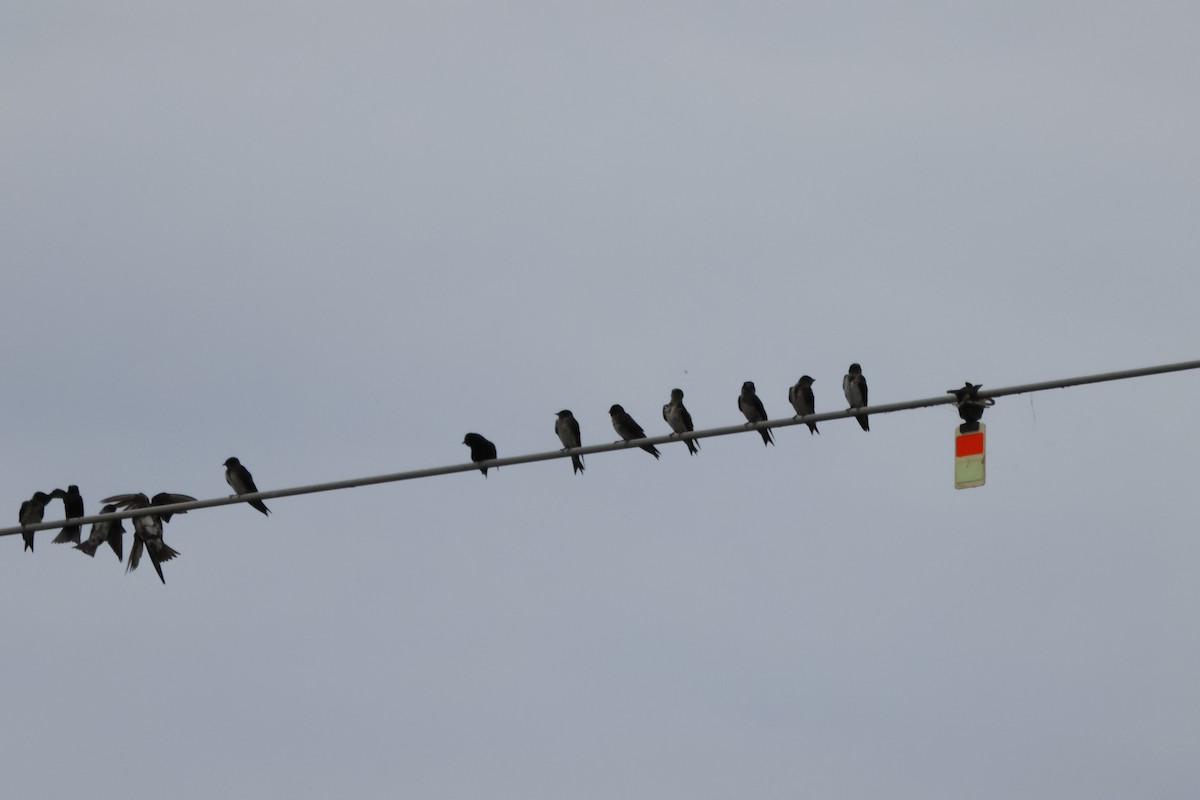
(947, 382), (993, 433)
(149, 492), (193, 524)
(554, 410), (585, 474)
(75, 504), (125, 560)
(843, 363), (870, 431)
(788, 376), (819, 434)
(103, 492), (195, 584)
(18, 491), (53, 552)
(50, 485), (85, 544)
(609, 404), (661, 460)
(462, 433), (498, 476)
(738, 381), (774, 446)
(663, 388), (699, 455)
(224, 457), (270, 515)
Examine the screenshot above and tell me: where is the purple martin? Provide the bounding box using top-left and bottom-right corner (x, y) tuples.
(75, 504), (125, 561)
(843, 363), (869, 432)
(662, 388), (699, 455)
(738, 381), (774, 446)
(150, 492), (194, 524)
(609, 404), (661, 460)
(947, 382), (992, 432)
(49, 485), (85, 544)
(103, 492), (194, 584)
(788, 376), (819, 435)
(18, 491), (53, 552)
(224, 457), (270, 515)
(462, 433), (498, 476)
(554, 410), (585, 474)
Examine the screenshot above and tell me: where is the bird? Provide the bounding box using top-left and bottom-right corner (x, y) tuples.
(843, 363), (870, 431)
(224, 457), (270, 515)
(738, 381), (774, 445)
(462, 433), (498, 476)
(103, 492), (195, 584)
(18, 491), (53, 552)
(947, 382), (992, 432)
(150, 492), (194, 524)
(50, 485), (85, 544)
(554, 410), (585, 474)
(662, 388), (699, 455)
(75, 504), (125, 560)
(788, 376), (819, 434)
(609, 404), (661, 460)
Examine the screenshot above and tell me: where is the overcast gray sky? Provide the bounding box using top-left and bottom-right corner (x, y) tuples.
(3, 2), (1199, 798)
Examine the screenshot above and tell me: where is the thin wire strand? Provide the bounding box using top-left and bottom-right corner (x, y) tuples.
(5, 357), (1199, 538)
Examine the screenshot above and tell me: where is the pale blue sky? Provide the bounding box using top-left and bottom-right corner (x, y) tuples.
(3, 3), (1199, 798)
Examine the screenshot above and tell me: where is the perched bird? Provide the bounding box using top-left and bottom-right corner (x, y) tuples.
(50, 485), (85, 544)
(843, 363), (870, 432)
(788, 376), (819, 435)
(662, 388), (699, 455)
(75, 504), (125, 560)
(103, 492), (195, 584)
(150, 492), (194, 524)
(18, 491), (53, 552)
(462, 433), (498, 476)
(554, 410), (585, 474)
(224, 457), (270, 515)
(738, 381), (774, 446)
(947, 382), (992, 432)
(609, 404), (661, 460)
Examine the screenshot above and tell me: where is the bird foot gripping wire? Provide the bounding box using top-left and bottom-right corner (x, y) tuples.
(947, 382), (995, 433)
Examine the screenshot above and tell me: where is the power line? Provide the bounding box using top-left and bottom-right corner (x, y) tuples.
(5, 357), (1199, 539)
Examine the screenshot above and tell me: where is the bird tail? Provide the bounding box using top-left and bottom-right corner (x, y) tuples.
(686, 438), (699, 455)
(53, 526), (82, 545)
(250, 500), (271, 516)
(856, 414), (869, 432)
(107, 530), (124, 562)
(23, 532), (34, 552)
(808, 421), (820, 435)
(127, 538), (143, 573)
(151, 541), (181, 563)
(75, 539), (100, 557)
(641, 444), (661, 460)
(572, 454), (585, 474)
(761, 428), (775, 446)
(147, 542), (180, 585)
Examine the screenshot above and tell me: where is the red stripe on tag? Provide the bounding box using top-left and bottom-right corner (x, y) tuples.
(956, 432), (984, 457)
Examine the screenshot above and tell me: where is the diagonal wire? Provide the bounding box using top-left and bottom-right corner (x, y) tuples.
(3, 357), (1199, 538)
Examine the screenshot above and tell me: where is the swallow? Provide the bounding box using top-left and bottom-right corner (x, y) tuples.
(103, 492), (195, 583)
(150, 492), (195, 524)
(738, 381), (774, 445)
(224, 457), (270, 515)
(49, 484), (85, 544)
(18, 491), (53, 552)
(947, 382), (992, 432)
(462, 433), (498, 476)
(662, 388), (699, 455)
(75, 504), (125, 561)
(609, 404), (661, 460)
(843, 363), (869, 431)
(788, 376), (819, 434)
(554, 410), (585, 474)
